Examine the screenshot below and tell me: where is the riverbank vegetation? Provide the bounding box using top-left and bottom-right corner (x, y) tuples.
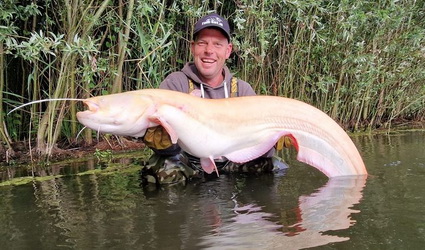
(1, 0), (424, 161)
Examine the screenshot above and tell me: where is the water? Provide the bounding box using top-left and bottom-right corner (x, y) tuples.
(0, 130), (424, 249)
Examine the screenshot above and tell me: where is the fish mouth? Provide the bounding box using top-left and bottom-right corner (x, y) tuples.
(76, 100), (99, 121)
(81, 100), (99, 113)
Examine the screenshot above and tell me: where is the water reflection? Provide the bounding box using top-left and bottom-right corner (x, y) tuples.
(200, 176), (367, 250)
(1, 130), (423, 249)
(0, 164), (368, 249)
(0, 153), (145, 183)
(1, 158), (93, 179)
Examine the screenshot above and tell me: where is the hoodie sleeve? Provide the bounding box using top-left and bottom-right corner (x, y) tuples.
(159, 72), (189, 93)
(237, 79), (256, 96)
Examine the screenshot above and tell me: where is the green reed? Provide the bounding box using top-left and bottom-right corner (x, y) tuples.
(231, 0), (424, 130)
(1, 0), (424, 158)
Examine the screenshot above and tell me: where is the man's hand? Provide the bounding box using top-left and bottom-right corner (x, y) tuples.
(143, 126), (173, 150)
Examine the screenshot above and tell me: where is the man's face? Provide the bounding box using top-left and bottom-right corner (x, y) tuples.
(191, 28), (232, 84)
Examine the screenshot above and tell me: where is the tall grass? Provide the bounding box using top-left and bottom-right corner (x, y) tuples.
(1, 0), (424, 158)
(231, 0), (424, 130)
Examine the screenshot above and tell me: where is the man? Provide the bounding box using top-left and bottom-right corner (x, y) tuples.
(141, 13), (283, 185)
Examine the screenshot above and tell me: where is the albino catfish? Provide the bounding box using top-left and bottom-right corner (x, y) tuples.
(76, 89), (367, 177)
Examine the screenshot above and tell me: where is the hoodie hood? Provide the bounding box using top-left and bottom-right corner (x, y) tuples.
(181, 62), (233, 90)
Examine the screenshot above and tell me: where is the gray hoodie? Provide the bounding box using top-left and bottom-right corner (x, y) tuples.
(159, 62), (256, 98)
(154, 62), (274, 158)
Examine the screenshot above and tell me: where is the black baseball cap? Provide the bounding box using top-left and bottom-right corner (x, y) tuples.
(193, 13), (231, 41)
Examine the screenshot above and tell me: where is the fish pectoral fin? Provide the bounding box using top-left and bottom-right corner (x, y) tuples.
(200, 157), (219, 176)
(148, 115), (179, 144)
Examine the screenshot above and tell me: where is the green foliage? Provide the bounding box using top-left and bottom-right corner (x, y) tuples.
(1, 0), (424, 155)
(230, 0), (424, 130)
(94, 149), (113, 162)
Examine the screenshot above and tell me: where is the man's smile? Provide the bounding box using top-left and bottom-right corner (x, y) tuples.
(201, 58), (216, 64)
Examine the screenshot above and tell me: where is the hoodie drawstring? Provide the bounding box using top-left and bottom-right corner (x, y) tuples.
(223, 81), (229, 98)
(200, 83), (205, 98)
(188, 78), (236, 98)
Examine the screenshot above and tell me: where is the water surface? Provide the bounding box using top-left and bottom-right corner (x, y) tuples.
(0, 130), (424, 249)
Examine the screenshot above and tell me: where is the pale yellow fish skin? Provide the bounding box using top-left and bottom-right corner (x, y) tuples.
(76, 89), (367, 177)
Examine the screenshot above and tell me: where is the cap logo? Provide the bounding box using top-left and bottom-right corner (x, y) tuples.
(201, 17), (224, 27)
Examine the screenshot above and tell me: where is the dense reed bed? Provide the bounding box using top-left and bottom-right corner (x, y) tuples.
(1, 0), (424, 158)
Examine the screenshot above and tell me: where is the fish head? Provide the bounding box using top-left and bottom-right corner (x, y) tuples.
(76, 92), (158, 137)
